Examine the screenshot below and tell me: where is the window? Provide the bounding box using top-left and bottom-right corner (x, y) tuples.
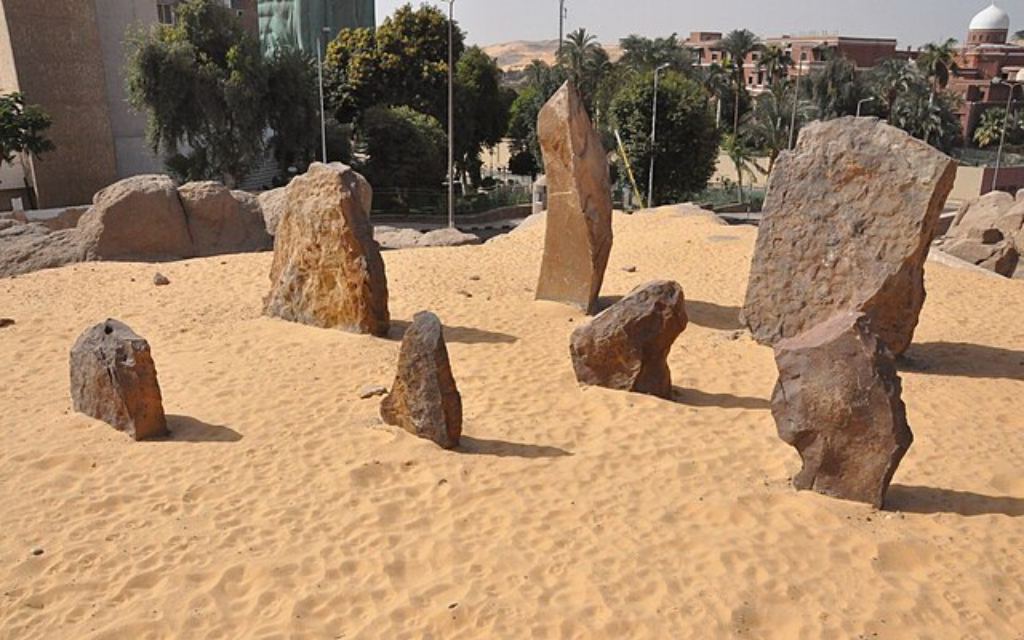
(711, 52), (719, 61)
(800, 52), (807, 61)
(157, 2), (175, 24)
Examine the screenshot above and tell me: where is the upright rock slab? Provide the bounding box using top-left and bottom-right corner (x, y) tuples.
(263, 163), (390, 336)
(178, 181), (272, 256)
(771, 312), (912, 508)
(380, 311), (462, 449)
(741, 117), (956, 356)
(535, 81), (613, 314)
(69, 319), (167, 441)
(569, 280), (688, 398)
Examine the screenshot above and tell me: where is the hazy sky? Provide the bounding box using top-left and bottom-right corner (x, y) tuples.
(375, 0), (1024, 49)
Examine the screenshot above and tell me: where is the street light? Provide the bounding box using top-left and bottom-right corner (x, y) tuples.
(558, 1), (567, 57)
(788, 56), (803, 150)
(991, 69), (1024, 193)
(317, 26), (331, 163)
(647, 62), (671, 209)
(446, 0), (455, 229)
(856, 96), (875, 117)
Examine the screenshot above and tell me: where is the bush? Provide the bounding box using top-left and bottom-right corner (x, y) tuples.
(357, 106), (447, 190)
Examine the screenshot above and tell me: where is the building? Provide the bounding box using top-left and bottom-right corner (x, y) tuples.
(0, 0), (258, 210)
(257, 0), (374, 56)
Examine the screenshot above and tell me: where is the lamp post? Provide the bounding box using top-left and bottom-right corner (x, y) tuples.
(647, 63), (671, 209)
(788, 56), (803, 150)
(856, 96), (875, 117)
(991, 69), (1024, 193)
(317, 26), (331, 163)
(558, 0), (567, 57)
(447, 0), (455, 228)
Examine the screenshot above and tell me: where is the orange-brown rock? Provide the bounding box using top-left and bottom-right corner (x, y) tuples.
(263, 163), (390, 336)
(771, 312), (912, 508)
(569, 280), (687, 398)
(380, 311), (462, 449)
(534, 81), (612, 314)
(69, 319), (167, 441)
(741, 117), (956, 356)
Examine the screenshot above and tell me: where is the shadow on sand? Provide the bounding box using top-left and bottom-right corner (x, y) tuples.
(165, 415), (243, 443)
(671, 386), (771, 410)
(457, 435), (572, 459)
(900, 342), (1024, 381)
(885, 484), (1024, 517)
(388, 320), (516, 344)
(686, 300), (744, 331)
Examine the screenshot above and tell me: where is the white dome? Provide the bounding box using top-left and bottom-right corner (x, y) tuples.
(970, 4), (1010, 31)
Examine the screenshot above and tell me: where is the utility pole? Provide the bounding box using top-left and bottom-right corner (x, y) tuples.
(447, 0), (456, 228)
(558, 0), (566, 57)
(647, 63), (670, 209)
(317, 36), (327, 163)
(788, 58), (802, 150)
(992, 71), (1024, 193)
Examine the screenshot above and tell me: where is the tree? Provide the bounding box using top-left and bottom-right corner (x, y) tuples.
(322, 27), (380, 124)
(757, 44), (792, 87)
(810, 53), (871, 119)
(720, 132), (764, 203)
(508, 149), (539, 177)
(265, 47), (320, 172)
(720, 29), (762, 132)
(697, 63), (731, 127)
(869, 58), (921, 117)
(558, 28), (610, 111)
(506, 61), (567, 169)
(126, 0), (268, 185)
(611, 71), (719, 205)
(618, 34), (692, 75)
(0, 92), (54, 164)
(358, 106), (447, 190)
(972, 107), (1024, 148)
(454, 46), (512, 185)
(889, 85), (962, 152)
(917, 39), (960, 93)
(745, 82), (811, 174)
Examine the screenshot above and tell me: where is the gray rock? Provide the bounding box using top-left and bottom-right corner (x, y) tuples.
(153, 272), (170, 286)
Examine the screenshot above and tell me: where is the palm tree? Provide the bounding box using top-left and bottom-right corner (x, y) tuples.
(973, 108), (1006, 148)
(758, 44), (793, 87)
(810, 53), (870, 119)
(698, 63), (731, 127)
(558, 28), (609, 110)
(618, 33), (692, 75)
(720, 29), (762, 132)
(869, 58), (921, 118)
(746, 83), (812, 175)
(721, 132), (765, 203)
(917, 38), (960, 93)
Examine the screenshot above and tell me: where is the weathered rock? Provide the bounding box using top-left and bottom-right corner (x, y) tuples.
(69, 319), (167, 440)
(373, 226), (425, 250)
(177, 181), (272, 256)
(263, 163), (390, 336)
(771, 311), (912, 508)
(257, 187), (288, 236)
(948, 190), (1014, 239)
(965, 227), (1005, 245)
(153, 272), (170, 286)
(77, 174), (194, 260)
(358, 384), (388, 399)
(380, 311), (462, 448)
(941, 238), (1020, 277)
(0, 318), (14, 328)
(418, 227), (481, 248)
(0, 225), (91, 278)
(742, 117), (956, 356)
(569, 280), (688, 399)
(534, 81), (613, 314)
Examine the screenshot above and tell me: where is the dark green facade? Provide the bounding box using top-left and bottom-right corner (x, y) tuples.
(258, 0), (375, 55)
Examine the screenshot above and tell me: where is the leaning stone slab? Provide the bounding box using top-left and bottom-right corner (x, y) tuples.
(771, 312), (912, 508)
(380, 311), (462, 449)
(741, 117), (956, 356)
(69, 319), (167, 440)
(535, 81), (613, 314)
(569, 280), (688, 398)
(264, 163), (390, 336)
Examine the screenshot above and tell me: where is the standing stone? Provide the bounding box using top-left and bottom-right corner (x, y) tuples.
(178, 181), (272, 256)
(69, 319), (167, 441)
(535, 81), (613, 314)
(741, 117), (956, 356)
(263, 163), (390, 336)
(380, 311), (462, 449)
(569, 280), (688, 398)
(771, 312), (912, 508)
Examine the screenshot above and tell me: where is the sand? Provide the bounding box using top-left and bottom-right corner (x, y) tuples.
(1, 208), (1022, 639)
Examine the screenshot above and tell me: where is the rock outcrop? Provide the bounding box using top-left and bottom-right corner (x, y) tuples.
(178, 181), (272, 256)
(941, 235), (1019, 277)
(380, 311), (462, 449)
(0, 223), (90, 277)
(742, 117), (956, 356)
(263, 163), (390, 336)
(771, 312), (912, 508)
(534, 81), (613, 314)
(937, 190), (1024, 278)
(569, 280), (688, 398)
(374, 226), (482, 250)
(69, 319), (167, 441)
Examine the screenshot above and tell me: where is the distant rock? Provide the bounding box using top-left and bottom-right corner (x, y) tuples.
(373, 226), (482, 249)
(358, 384), (388, 399)
(153, 272), (170, 286)
(380, 311), (462, 449)
(178, 181), (272, 256)
(569, 280), (687, 399)
(418, 227), (481, 248)
(264, 163), (390, 336)
(69, 319), (167, 441)
(374, 226), (427, 250)
(939, 190), (1024, 278)
(534, 81), (613, 314)
(0, 225), (90, 278)
(771, 312), (912, 508)
(742, 117), (956, 356)
(257, 186), (288, 236)
(941, 237), (1019, 277)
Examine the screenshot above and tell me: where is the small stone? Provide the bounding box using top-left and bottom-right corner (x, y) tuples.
(469, 275), (481, 281)
(621, 265), (637, 273)
(457, 290), (473, 298)
(0, 318), (14, 328)
(30, 547), (43, 556)
(358, 384), (387, 399)
(153, 273), (170, 286)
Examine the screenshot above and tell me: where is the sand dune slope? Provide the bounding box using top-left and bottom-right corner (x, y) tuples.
(1, 209), (1022, 639)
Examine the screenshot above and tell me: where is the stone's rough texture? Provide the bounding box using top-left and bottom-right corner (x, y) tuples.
(373, 226), (481, 250)
(257, 186), (288, 236)
(941, 237), (1020, 277)
(69, 319), (167, 441)
(263, 163), (390, 336)
(569, 280), (688, 398)
(0, 226), (90, 278)
(77, 175), (194, 260)
(535, 81), (613, 314)
(742, 117), (956, 356)
(358, 384), (387, 399)
(949, 190), (1014, 238)
(380, 311), (462, 449)
(771, 312), (912, 508)
(418, 227), (482, 248)
(178, 181), (272, 256)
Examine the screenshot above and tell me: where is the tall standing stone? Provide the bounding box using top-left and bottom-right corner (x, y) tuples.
(380, 311), (462, 449)
(741, 117), (956, 356)
(771, 312), (912, 508)
(569, 280), (688, 399)
(264, 163), (390, 336)
(69, 319), (167, 441)
(535, 81), (613, 314)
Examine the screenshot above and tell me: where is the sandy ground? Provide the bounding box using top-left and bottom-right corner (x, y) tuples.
(1, 208), (1022, 639)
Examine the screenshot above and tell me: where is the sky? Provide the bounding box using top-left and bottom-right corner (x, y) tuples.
(374, 0), (1024, 50)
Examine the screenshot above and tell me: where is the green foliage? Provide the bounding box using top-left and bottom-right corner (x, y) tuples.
(455, 46), (513, 184)
(358, 106), (447, 190)
(617, 33), (692, 75)
(265, 47), (320, 171)
(869, 58), (921, 114)
(744, 82), (812, 173)
(758, 44), (792, 87)
(322, 27), (379, 124)
(889, 86), (962, 153)
(508, 149), (539, 177)
(0, 92), (54, 164)
(917, 39), (960, 91)
(809, 53), (872, 119)
(720, 29), (761, 132)
(721, 132), (765, 203)
(505, 62), (567, 169)
(611, 71), (719, 205)
(558, 28), (611, 112)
